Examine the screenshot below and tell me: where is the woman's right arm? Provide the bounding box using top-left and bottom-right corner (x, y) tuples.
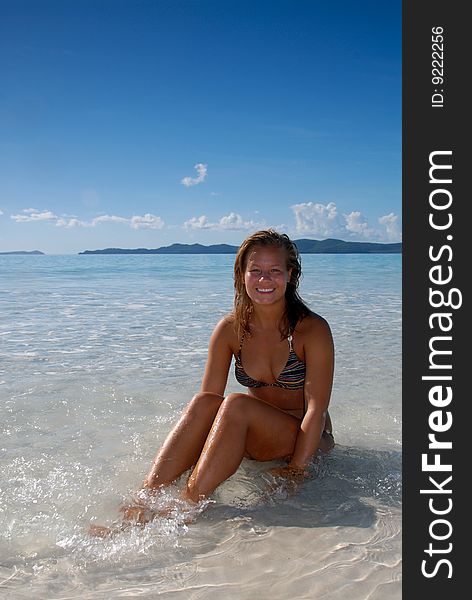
(199, 317), (234, 396)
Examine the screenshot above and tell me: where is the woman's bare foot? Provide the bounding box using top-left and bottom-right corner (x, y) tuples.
(120, 503), (162, 524)
(87, 496), (158, 537)
(88, 523), (125, 538)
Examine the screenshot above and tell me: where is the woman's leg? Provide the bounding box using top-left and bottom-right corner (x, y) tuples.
(143, 391), (224, 488)
(183, 393), (301, 502)
(90, 392), (224, 535)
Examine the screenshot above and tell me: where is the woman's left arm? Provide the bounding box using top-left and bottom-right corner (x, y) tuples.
(288, 317), (334, 471)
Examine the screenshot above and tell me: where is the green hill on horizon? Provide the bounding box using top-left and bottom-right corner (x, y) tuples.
(79, 238), (402, 255)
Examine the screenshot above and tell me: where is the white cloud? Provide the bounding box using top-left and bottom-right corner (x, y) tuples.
(130, 213), (165, 229)
(184, 215), (211, 229)
(91, 214), (129, 226)
(11, 209), (166, 230)
(54, 214), (129, 228)
(344, 211), (375, 237)
(11, 209), (58, 222)
(181, 163), (208, 187)
(55, 217), (88, 228)
(0, 209), (4, 215)
(291, 202), (401, 242)
(218, 212), (256, 230)
(184, 212), (258, 231)
(291, 202), (343, 237)
(379, 212), (402, 241)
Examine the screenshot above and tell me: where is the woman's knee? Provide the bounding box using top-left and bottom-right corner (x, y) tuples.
(218, 393), (252, 423)
(187, 391), (224, 420)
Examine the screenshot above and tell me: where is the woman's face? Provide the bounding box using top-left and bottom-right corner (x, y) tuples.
(243, 245), (292, 306)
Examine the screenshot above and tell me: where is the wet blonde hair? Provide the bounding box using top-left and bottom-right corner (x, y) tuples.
(232, 229), (311, 339)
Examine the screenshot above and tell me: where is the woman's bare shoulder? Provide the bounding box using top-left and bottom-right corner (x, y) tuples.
(297, 312), (332, 342)
(216, 312), (236, 330)
(211, 313), (238, 347)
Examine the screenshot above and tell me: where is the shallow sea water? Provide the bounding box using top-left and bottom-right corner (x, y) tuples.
(0, 254), (401, 599)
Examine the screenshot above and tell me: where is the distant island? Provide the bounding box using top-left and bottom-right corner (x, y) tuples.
(0, 250), (45, 255)
(79, 238), (402, 255)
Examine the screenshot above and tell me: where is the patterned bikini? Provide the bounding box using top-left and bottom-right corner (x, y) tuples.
(234, 332), (306, 390)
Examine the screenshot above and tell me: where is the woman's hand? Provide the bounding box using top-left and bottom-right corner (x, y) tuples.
(269, 465), (309, 483)
(265, 465), (309, 497)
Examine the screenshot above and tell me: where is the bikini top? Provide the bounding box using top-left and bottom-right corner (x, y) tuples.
(234, 331), (306, 390)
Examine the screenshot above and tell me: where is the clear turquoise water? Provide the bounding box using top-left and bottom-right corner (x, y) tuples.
(0, 254), (401, 598)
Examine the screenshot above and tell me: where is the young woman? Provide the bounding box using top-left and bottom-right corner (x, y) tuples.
(143, 229), (334, 504)
(91, 230), (334, 534)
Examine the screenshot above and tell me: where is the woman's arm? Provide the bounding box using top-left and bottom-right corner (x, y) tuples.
(288, 316), (334, 470)
(199, 316), (235, 396)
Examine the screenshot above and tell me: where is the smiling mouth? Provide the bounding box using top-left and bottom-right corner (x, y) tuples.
(256, 288), (275, 293)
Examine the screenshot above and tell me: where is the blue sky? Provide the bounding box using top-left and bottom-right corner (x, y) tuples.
(0, 0), (401, 254)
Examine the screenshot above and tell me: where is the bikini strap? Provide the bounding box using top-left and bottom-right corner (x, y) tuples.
(238, 332), (246, 356)
(287, 331), (293, 351)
